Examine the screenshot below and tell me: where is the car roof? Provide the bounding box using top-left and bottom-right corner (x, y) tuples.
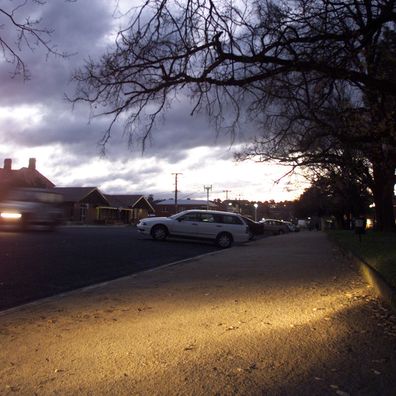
(177, 209), (242, 216)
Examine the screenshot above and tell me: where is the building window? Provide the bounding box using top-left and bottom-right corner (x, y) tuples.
(80, 203), (89, 221)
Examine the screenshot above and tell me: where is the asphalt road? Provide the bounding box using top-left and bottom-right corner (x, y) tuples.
(1, 232), (396, 394)
(0, 226), (218, 311)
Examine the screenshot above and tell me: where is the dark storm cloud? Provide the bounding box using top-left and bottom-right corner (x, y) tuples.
(130, 96), (257, 161)
(0, 0), (258, 183)
(54, 158), (165, 193)
(0, 0), (112, 107)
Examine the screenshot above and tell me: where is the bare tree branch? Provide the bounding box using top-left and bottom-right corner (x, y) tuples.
(0, 0), (71, 79)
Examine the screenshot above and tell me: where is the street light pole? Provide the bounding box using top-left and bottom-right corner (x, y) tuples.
(254, 203), (258, 222)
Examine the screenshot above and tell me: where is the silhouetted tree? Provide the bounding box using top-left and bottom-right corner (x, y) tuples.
(295, 168), (372, 229)
(71, 0), (396, 230)
(237, 27), (396, 231)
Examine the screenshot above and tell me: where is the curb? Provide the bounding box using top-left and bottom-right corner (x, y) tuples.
(330, 236), (396, 312)
(347, 251), (396, 312)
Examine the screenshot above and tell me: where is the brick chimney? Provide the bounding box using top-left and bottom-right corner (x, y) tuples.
(3, 158), (12, 170)
(28, 158), (36, 170)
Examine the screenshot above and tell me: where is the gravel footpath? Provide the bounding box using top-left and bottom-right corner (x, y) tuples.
(1, 231), (396, 395)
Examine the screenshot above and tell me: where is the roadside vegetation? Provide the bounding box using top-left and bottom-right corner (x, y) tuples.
(329, 230), (396, 289)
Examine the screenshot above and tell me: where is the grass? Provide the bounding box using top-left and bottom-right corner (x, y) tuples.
(328, 229), (396, 289)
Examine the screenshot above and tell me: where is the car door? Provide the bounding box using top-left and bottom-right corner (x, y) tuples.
(171, 212), (201, 237)
(197, 212), (218, 238)
(219, 214), (246, 240)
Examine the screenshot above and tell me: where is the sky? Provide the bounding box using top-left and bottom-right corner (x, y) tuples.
(0, 0), (309, 202)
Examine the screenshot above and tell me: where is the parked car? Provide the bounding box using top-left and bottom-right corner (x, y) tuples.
(284, 221), (300, 232)
(0, 188), (63, 231)
(297, 219), (308, 229)
(260, 219), (289, 235)
(241, 216), (264, 240)
(137, 209), (250, 248)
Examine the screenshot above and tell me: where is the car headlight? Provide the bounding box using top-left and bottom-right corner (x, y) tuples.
(0, 212), (22, 220)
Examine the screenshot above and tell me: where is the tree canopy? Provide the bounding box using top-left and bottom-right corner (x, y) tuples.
(71, 0), (396, 230)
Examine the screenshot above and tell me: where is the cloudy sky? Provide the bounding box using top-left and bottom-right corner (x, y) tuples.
(0, 0), (308, 202)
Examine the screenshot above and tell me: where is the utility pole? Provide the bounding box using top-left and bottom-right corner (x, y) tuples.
(172, 173), (182, 214)
(204, 185), (212, 210)
(223, 189), (231, 200)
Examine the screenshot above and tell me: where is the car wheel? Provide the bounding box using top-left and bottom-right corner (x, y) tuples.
(151, 225), (168, 241)
(216, 232), (233, 248)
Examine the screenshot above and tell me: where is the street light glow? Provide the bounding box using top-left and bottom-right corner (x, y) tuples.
(253, 203), (258, 221)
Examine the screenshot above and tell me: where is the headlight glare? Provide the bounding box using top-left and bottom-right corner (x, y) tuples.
(0, 212), (22, 220)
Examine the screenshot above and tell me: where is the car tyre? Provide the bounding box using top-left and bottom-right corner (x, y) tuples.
(151, 225), (168, 241)
(216, 232), (233, 249)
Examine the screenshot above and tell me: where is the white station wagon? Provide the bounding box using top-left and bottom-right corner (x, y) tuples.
(137, 209), (250, 248)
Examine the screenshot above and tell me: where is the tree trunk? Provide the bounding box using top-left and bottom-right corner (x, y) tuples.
(372, 160), (396, 231)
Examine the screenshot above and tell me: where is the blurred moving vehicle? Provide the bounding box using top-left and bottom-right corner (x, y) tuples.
(260, 219), (289, 235)
(0, 188), (63, 231)
(241, 216), (264, 240)
(137, 209), (250, 248)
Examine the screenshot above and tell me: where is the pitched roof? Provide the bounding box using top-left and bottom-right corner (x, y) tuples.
(53, 187), (108, 204)
(105, 194), (155, 212)
(105, 194), (143, 208)
(0, 167), (54, 189)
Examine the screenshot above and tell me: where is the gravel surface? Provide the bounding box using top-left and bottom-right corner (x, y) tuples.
(1, 232), (396, 395)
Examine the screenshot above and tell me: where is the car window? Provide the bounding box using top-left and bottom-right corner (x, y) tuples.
(200, 213), (216, 223)
(178, 212), (200, 221)
(221, 215), (243, 225)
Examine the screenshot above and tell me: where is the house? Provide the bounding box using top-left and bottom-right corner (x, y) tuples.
(0, 158), (54, 199)
(53, 187), (155, 224)
(154, 198), (219, 217)
(102, 195), (155, 224)
(53, 187), (109, 224)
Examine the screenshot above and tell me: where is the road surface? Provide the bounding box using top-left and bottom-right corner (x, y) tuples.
(0, 226), (217, 310)
(0, 231), (395, 394)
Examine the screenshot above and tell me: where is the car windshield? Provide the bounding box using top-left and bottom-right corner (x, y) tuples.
(168, 211), (189, 220)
